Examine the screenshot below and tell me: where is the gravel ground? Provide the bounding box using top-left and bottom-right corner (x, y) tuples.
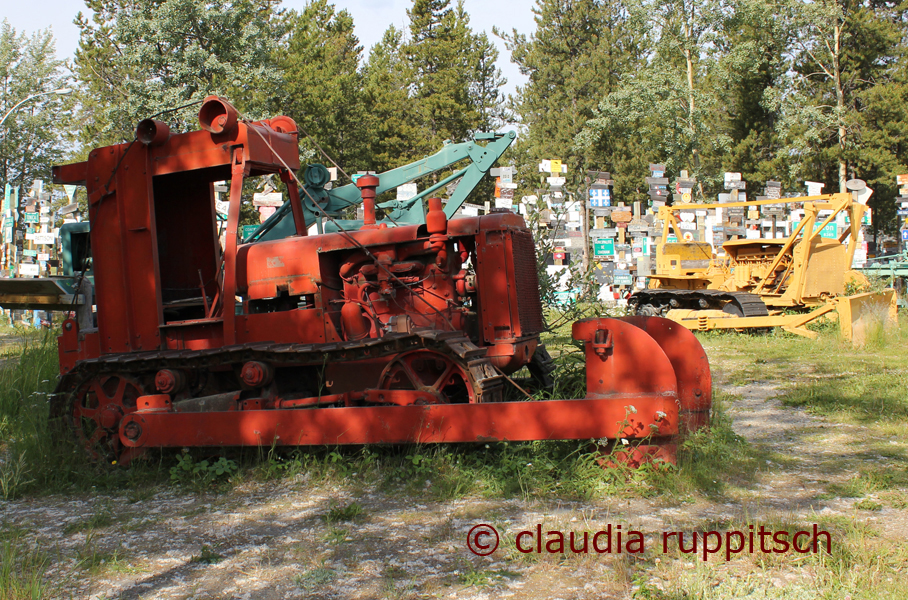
(2, 349), (905, 600)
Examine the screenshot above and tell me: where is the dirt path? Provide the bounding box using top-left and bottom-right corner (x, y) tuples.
(2, 352), (905, 600)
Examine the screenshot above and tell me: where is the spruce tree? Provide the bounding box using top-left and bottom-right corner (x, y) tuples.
(278, 0), (366, 176)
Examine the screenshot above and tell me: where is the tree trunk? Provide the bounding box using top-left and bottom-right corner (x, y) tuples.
(833, 24), (847, 193)
(683, 18), (695, 127)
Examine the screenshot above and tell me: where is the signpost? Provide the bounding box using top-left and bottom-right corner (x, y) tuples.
(593, 239), (615, 258)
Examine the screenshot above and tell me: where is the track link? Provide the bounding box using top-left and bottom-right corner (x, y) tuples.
(53, 330), (506, 408)
(630, 289), (769, 318)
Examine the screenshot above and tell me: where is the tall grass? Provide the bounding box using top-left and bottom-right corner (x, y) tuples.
(0, 532), (52, 600)
(0, 329), (166, 496)
(0, 329), (61, 498)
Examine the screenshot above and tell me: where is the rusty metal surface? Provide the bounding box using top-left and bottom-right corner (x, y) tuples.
(621, 316), (712, 431)
(117, 394), (679, 449)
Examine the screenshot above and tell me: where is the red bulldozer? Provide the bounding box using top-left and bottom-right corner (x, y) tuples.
(51, 97), (711, 466)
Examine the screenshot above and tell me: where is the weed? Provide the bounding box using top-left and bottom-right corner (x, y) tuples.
(190, 545), (224, 564)
(75, 533), (132, 574)
(294, 564), (336, 590)
(458, 561), (519, 587)
(324, 527), (349, 544)
(854, 498), (883, 511)
(169, 452), (237, 490)
(322, 500), (364, 523)
(0, 451), (33, 500)
(0, 532), (52, 599)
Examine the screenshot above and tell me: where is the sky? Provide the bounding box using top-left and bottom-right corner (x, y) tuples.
(2, 0), (537, 100)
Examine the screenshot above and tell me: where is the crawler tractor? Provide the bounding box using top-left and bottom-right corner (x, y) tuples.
(50, 97), (711, 466)
(630, 190), (897, 343)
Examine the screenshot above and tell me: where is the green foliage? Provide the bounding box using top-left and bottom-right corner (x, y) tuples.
(169, 453), (237, 489)
(294, 564), (337, 591)
(500, 0), (646, 203)
(0, 19), (74, 195)
(0, 531), (52, 599)
(73, 0), (284, 145)
(322, 500), (364, 523)
(63, 503), (114, 535)
(190, 545), (224, 564)
(577, 0), (732, 187)
(278, 1), (366, 174)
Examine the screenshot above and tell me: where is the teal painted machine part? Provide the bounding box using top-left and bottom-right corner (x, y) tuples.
(249, 131), (516, 243)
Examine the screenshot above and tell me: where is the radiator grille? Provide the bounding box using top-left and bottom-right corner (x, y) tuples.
(511, 230), (545, 335)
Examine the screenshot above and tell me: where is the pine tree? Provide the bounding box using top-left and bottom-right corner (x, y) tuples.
(501, 0), (646, 201)
(278, 1), (366, 177)
(767, 0), (905, 193)
(502, 0), (637, 157)
(405, 0), (479, 155)
(362, 0), (508, 173)
(361, 26), (424, 172)
(712, 0), (794, 187)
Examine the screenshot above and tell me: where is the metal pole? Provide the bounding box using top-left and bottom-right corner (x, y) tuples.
(0, 88), (72, 129)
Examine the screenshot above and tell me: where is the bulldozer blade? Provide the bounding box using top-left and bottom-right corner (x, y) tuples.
(834, 290), (898, 347)
(572, 317), (680, 401)
(621, 316), (712, 432)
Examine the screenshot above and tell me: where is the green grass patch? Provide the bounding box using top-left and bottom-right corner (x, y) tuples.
(701, 323), (908, 425)
(0, 330), (171, 497)
(0, 531), (52, 599)
(190, 545), (224, 565)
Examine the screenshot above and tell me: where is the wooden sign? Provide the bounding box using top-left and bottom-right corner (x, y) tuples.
(611, 210), (633, 223)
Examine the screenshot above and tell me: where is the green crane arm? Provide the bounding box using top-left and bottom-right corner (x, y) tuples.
(250, 131), (516, 242)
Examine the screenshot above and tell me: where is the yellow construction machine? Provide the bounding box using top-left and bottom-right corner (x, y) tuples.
(628, 181), (897, 344)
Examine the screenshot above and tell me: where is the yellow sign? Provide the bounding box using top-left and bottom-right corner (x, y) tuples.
(682, 192), (691, 202)
(897, 174), (908, 186)
(549, 159), (562, 175)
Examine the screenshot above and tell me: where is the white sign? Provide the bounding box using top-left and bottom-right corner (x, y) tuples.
(215, 200), (230, 215)
(495, 198), (513, 209)
(679, 222), (697, 230)
(33, 233), (55, 245)
(327, 167), (338, 181)
(499, 166), (514, 184)
(39, 216), (49, 224)
(547, 177), (566, 186)
(500, 182), (517, 189)
(252, 192), (283, 207)
(462, 205), (478, 216)
(538, 160), (551, 173)
(63, 184), (78, 202)
(805, 181), (825, 196)
(39, 206), (50, 214)
(396, 183), (417, 201)
(724, 172), (742, 183)
(18, 264), (39, 277)
(37, 253), (50, 261)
